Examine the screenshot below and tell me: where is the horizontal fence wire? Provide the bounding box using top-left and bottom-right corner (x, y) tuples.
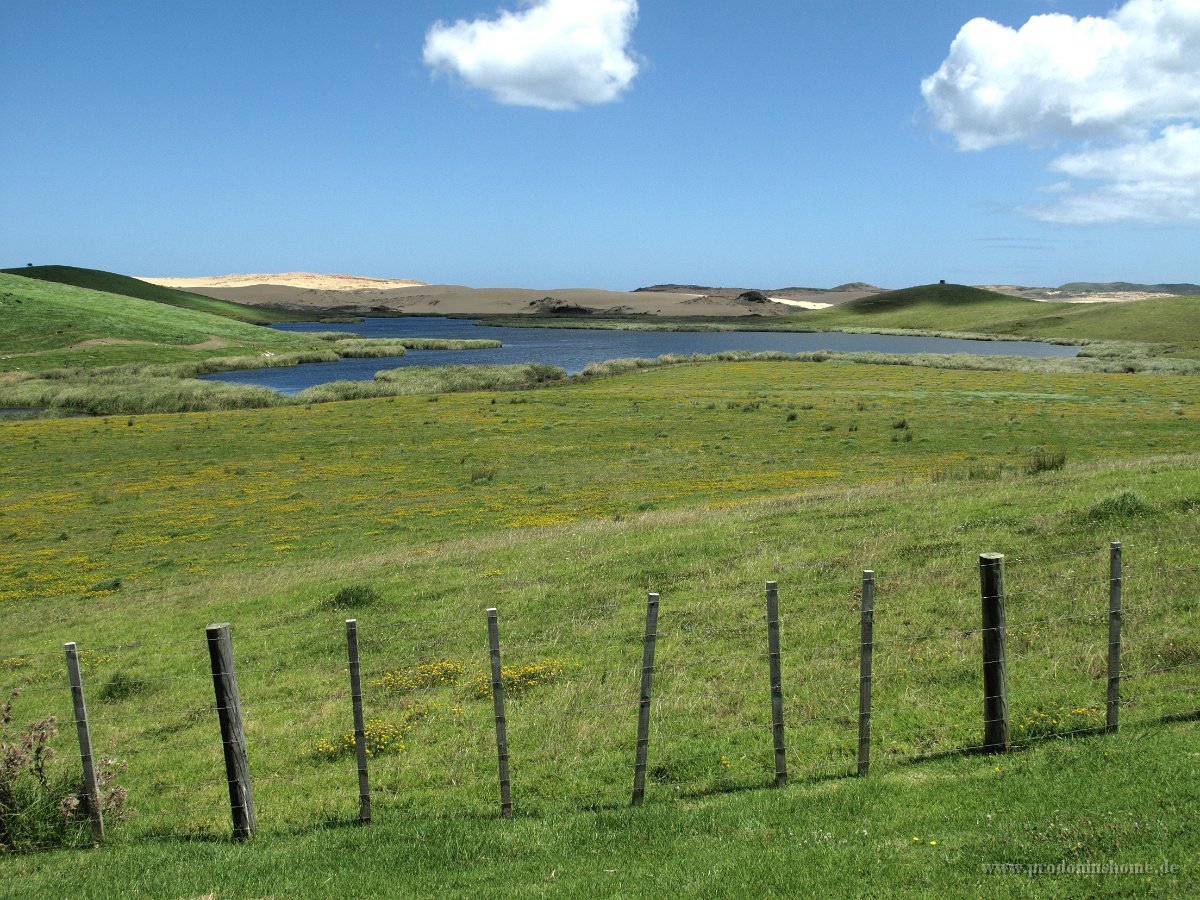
(1, 540), (1195, 846)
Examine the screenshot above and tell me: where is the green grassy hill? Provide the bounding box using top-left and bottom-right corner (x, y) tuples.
(985, 293), (1200, 350)
(804, 283), (1200, 352)
(0, 265), (309, 324)
(0, 272), (316, 370)
(805, 284), (1072, 331)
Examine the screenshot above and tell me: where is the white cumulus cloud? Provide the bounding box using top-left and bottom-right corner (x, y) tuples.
(921, 0), (1200, 223)
(423, 0), (640, 111)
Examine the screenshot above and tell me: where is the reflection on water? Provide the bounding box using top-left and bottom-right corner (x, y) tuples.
(202, 317), (1081, 395)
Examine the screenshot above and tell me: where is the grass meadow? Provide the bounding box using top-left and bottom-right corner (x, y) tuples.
(1, 357), (1198, 896)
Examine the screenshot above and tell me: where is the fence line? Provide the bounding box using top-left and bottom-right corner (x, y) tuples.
(2, 539), (1196, 849)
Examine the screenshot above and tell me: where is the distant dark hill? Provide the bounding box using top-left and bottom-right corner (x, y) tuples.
(803, 282), (1200, 349)
(803, 283), (1052, 332)
(634, 283), (885, 301)
(1057, 282), (1200, 296)
(0, 265), (308, 324)
(836, 283), (1023, 313)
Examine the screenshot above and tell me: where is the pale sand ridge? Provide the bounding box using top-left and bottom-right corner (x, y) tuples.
(139, 273), (427, 291)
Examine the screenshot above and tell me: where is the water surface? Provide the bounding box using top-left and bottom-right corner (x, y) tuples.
(204, 317), (1080, 395)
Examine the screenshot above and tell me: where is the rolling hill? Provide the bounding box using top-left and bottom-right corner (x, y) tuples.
(0, 272), (316, 371)
(0, 265), (310, 324)
(803, 283), (1200, 351)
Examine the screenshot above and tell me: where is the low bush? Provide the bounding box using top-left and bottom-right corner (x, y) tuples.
(372, 661), (463, 692)
(0, 691), (131, 850)
(314, 704), (430, 760)
(472, 660), (565, 699)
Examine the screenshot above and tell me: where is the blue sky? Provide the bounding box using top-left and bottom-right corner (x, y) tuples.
(1, 1), (1196, 289)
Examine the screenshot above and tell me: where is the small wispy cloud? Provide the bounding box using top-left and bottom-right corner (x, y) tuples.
(423, 0), (640, 111)
(921, 0), (1200, 223)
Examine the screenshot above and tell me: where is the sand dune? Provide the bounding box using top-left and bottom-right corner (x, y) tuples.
(136, 272), (1170, 318)
(137, 278), (813, 318)
(139, 272), (426, 291)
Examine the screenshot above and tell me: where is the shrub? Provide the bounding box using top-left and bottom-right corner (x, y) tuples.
(314, 704), (430, 760)
(0, 691), (131, 850)
(472, 660), (565, 699)
(372, 661), (463, 692)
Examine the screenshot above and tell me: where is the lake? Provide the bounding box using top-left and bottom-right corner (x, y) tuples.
(204, 317), (1081, 394)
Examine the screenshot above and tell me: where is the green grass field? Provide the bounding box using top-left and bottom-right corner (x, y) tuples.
(1, 272), (1198, 895)
(1, 356), (1197, 896)
(0, 266), (310, 325)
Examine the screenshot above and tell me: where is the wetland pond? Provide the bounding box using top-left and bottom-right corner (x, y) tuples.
(204, 317), (1082, 395)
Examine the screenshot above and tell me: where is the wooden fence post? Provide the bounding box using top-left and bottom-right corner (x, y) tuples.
(206, 623), (256, 840)
(979, 554), (1010, 753)
(632, 592), (660, 806)
(345, 619), (371, 824)
(765, 582), (787, 787)
(1107, 541), (1123, 734)
(64, 642), (104, 843)
(858, 571), (875, 776)
(486, 608), (512, 819)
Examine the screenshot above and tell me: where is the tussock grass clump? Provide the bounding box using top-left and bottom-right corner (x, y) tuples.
(1084, 490), (1153, 523)
(394, 338), (502, 351)
(292, 380), (402, 403)
(0, 371), (285, 415)
(330, 339), (409, 359)
(372, 363), (566, 394)
(1142, 638), (1200, 669)
(580, 356), (683, 378)
(179, 350), (340, 376)
(468, 465), (498, 484)
(97, 671), (146, 704)
(330, 584), (382, 610)
(1025, 447), (1067, 474)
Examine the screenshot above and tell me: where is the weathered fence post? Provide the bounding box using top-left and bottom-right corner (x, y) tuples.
(765, 582), (787, 787)
(206, 623), (256, 840)
(632, 592), (660, 806)
(1107, 541), (1123, 734)
(345, 618), (371, 824)
(64, 642), (104, 843)
(486, 608), (512, 819)
(979, 554), (1010, 753)
(858, 571), (875, 776)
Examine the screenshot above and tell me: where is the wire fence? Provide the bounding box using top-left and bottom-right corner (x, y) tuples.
(2, 539), (1197, 850)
